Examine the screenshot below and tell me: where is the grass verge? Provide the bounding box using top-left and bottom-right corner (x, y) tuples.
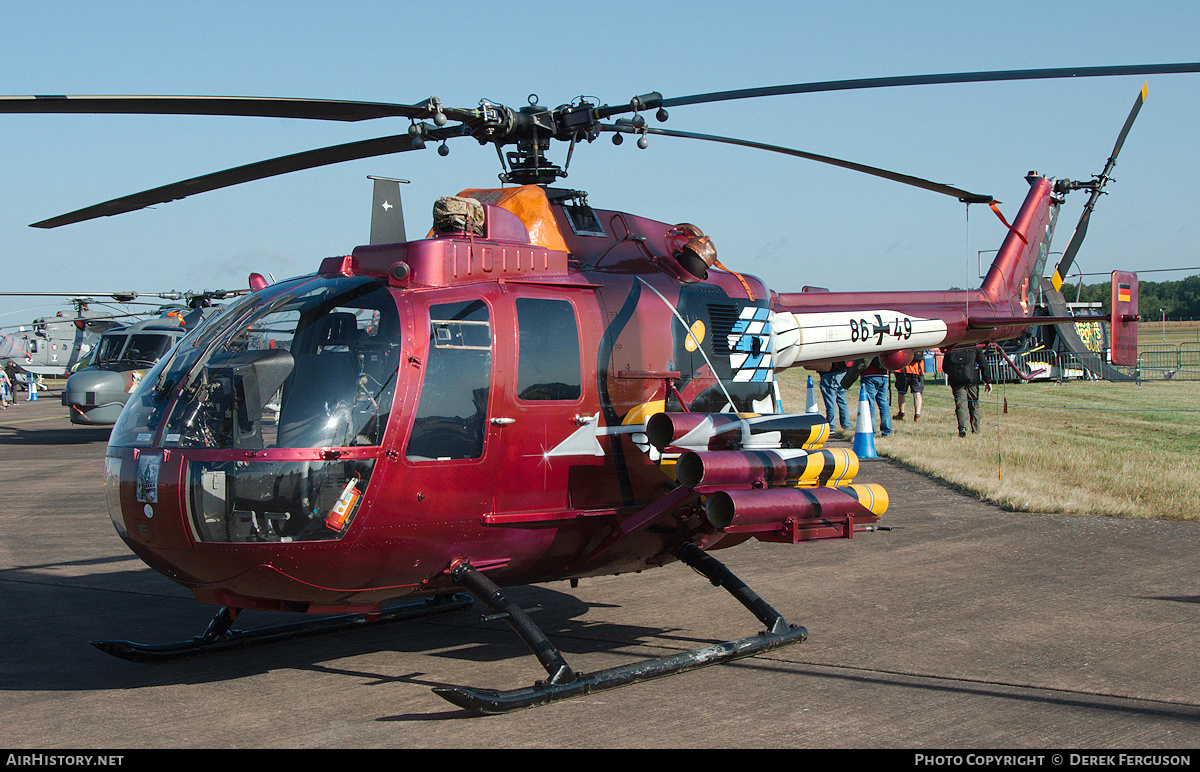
(777, 372), (1200, 521)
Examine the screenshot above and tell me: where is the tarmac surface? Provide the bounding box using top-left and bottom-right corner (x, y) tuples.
(2, 388), (1199, 751)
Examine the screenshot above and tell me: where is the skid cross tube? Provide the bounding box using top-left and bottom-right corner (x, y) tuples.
(90, 594), (474, 663)
(432, 547), (807, 713)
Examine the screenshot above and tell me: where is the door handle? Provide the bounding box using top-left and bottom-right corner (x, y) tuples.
(490, 417), (516, 426)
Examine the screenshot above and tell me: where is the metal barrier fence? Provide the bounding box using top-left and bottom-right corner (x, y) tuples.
(982, 350), (1094, 384)
(1133, 343), (1200, 381)
(962, 344), (1200, 383)
(895, 344), (1199, 384)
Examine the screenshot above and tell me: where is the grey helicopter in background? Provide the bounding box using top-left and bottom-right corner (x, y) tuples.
(58, 288), (256, 424)
(0, 288), (252, 417)
(0, 295), (133, 386)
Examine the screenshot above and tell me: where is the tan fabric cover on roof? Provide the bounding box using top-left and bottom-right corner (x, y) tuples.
(432, 196), (485, 235)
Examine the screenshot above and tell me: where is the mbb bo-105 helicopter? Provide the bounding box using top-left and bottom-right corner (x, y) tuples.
(2, 63), (1183, 713)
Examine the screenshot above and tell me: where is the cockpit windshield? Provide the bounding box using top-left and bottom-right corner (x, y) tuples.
(107, 276), (400, 544)
(95, 332), (177, 367)
(110, 275), (401, 451)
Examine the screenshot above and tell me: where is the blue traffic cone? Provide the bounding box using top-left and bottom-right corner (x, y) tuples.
(805, 376), (819, 414)
(852, 388), (877, 459)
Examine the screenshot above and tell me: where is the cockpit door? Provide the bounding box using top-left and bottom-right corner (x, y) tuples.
(399, 291), (498, 522)
(490, 289), (603, 517)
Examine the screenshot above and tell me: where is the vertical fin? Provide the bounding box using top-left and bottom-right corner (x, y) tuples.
(980, 175), (1061, 308)
(368, 176), (408, 245)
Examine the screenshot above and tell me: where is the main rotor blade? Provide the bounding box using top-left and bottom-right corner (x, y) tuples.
(1050, 83), (1148, 289)
(604, 124), (994, 204)
(0, 291), (147, 299)
(31, 132), (440, 228)
(657, 63), (1200, 110)
(0, 94), (476, 123)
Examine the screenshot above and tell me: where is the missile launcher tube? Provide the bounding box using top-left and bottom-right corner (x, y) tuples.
(705, 484), (888, 533)
(675, 448), (858, 489)
(645, 412), (830, 452)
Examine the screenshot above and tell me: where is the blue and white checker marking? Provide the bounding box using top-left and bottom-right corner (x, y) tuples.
(728, 306), (774, 383)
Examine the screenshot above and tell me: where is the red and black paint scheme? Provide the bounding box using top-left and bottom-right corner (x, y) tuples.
(95, 175), (1131, 711)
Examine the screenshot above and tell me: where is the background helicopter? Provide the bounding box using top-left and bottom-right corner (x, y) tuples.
(0, 289), (251, 418)
(1, 57), (1192, 713)
(0, 294), (133, 382)
(59, 288), (253, 424)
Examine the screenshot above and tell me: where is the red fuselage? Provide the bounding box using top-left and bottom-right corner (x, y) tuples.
(104, 179), (1057, 614)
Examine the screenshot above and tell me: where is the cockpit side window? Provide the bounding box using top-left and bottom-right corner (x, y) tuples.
(406, 299), (491, 461)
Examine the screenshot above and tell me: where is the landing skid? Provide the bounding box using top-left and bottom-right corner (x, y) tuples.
(90, 593), (474, 663)
(433, 543), (807, 713)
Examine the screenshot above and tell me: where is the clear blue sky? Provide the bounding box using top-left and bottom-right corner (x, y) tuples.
(1, 0), (1197, 326)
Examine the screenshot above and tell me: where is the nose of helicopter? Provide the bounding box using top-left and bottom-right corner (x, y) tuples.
(64, 368), (134, 424)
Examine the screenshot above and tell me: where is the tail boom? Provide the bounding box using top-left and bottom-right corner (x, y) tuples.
(771, 175), (1062, 369)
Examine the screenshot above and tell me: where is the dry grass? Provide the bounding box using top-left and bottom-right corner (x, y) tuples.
(777, 372), (1200, 520)
(1140, 319), (1200, 347)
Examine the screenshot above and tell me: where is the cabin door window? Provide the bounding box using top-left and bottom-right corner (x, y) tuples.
(406, 299), (492, 461)
(515, 297), (581, 402)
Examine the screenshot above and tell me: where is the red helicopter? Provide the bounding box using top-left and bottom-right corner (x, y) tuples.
(0, 64), (1182, 713)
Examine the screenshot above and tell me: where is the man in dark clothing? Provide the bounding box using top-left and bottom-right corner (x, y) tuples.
(942, 346), (993, 437)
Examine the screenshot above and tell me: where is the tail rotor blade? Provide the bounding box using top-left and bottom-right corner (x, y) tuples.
(1050, 84), (1147, 290)
(1109, 82), (1149, 162)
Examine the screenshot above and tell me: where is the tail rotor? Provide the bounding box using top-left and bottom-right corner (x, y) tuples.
(1050, 83), (1148, 292)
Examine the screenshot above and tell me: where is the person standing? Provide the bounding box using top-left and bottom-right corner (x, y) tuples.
(0, 366), (11, 408)
(858, 357), (892, 437)
(893, 351), (926, 422)
(943, 346), (993, 437)
(819, 360), (852, 437)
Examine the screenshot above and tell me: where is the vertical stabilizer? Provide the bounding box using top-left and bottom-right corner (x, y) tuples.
(979, 175), (1061, 312)
(369, 176), (407, 245)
